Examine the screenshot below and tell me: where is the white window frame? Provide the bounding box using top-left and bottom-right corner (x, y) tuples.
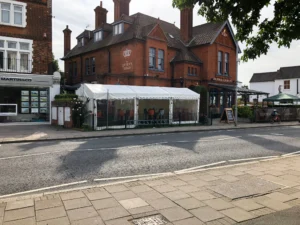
(113, 23), (124, 36)
(94, 31), (102, 42)
(0, 36), (33, 73)
(0, 0), (27, 28)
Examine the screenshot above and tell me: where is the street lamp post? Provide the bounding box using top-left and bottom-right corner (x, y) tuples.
(235, 43), (239, 127)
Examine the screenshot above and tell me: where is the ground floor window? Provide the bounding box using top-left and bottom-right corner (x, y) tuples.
(0, 87), (50, 123)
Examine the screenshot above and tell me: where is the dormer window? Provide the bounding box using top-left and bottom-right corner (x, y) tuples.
(94, 31), (102, 42)
(81, 38), (84, 46)
(113, 23), (124, 36)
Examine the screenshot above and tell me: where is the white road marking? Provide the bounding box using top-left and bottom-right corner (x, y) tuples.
(282, 150), (300, 157)
(217, 136), (242, 141)
(94, 172), (174, 182)
(228, 156), (279, 162)
(0, 180), (88, 199)
(174, 161), (227, 174)
(270, 133), (284, 136)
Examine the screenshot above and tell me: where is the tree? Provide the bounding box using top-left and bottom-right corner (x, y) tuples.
(172, 0), (300, 61)
(52, 53), (60, 72)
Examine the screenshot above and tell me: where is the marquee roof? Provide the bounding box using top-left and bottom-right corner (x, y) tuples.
(76, 84), (200, 100)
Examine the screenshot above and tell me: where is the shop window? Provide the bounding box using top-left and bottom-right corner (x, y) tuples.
(224, 53), (229, 75)
(149, 48), (156, 69)
(91, 57), (95, 74)
(85, 58), (90, 75)
(284, 80), (290, 89)
(158, 49), (164, 71)
(0, 1), (26, 27)
(218, 51), (223, 74)
(113, 23), (124, 36)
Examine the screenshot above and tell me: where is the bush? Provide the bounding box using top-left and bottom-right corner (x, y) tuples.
(234, 106), (254, 119)
(54, 94), (78, 101)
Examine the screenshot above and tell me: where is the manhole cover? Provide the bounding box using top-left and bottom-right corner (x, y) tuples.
(131, 214), (169, 225)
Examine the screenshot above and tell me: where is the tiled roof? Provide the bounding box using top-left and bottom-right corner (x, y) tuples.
(278, 66), (300, 79)
(250, 72), (277, 83)
(250, 66), (300, 83)
(63, 13), (230, 64)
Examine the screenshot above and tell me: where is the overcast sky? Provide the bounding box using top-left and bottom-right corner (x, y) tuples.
(53, 0), (300, 85)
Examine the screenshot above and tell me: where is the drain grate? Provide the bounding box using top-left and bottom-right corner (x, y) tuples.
(131, 214), (169, 225)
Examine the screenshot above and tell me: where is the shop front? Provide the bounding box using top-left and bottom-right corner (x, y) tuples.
(0, 72), (60, 124)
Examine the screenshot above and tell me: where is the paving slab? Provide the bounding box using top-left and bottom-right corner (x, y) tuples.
(112, 191), (137, 201)
(266, 192), (297, 202)
(5, 200), (34, 211)
(167, 179), (188, 187)
(232, 199), (265, 211)
(105, 185), (129, 193)
(177, 174), (198, 182)
(86, 191), (111, 201)
(250, 208), (275, 217)
(221, 208), (254, 222)
(153, 185), (177, 193)
(119, 198), (148, 210)
(177, 185), (200, 193)
(144, 180), (166, 187)
(129, 185), (153, 193)
(36, 206), (67, 222)
(36, 217), (70, 225)
(60, 192), (85, 201)
(105, 217), (132, 225)
(70, 216), (104, 225)
(190, 206), (225, 222)
(147, 197), (177, 210)
(190, 191), (216, 201)
(63, 197), (92, 210)
(187, 179), (209, 187)
(173, 217), (205, 225)
(204, 198), (234, 211)
(254, 198), (292, 211)
(128, 206), (156, 215)
(4, 207), (34, 222)
(91, 198), (120, 210)
(220, 175), (239, 182)
(35, 198), (63, 210)
(163, 190), (190, 201)
(160, 207), (192, 222)
(67, 206), (98, 222)
(137, 190), (164, 201)
(0, 208), (4, 217)
(3, 217), (35, 225)
(209, 177), (283, 199)
(98, 206), (130, 221)
(175, 197), (205, 210)
(198, 175), (220, 182)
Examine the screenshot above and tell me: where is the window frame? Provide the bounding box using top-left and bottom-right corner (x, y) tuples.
(158, 49), (164, 71)
(149, 47), (156, 69)
(218, 51), (223, 75)
(0, 50), (4, 69)
(224, 53), (229, 75)
(0, 0), (27, 28)
(113, 23), (124, 36)
(284, 80), (290, 90)
(85, 58), (90, 75)
(91, 57), (95, 74)
(94, 31), (102, 42)
(0, 36), (32, 73)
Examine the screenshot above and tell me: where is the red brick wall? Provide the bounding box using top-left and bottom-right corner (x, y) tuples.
(0, 0), (52, 75)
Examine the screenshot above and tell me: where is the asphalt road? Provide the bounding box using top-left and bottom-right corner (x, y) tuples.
(0, 126), (299, 196)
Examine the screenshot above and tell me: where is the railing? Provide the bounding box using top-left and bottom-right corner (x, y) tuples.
(0, 58), (32, 73)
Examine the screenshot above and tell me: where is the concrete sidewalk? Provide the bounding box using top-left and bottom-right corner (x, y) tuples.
(0, 156), (300, 225)
(0, 121), (299, 144)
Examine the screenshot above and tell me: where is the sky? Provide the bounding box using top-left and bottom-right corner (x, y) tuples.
(53, 0), (300, 85)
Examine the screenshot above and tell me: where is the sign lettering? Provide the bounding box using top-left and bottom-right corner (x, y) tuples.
(0, 77), (32, 82)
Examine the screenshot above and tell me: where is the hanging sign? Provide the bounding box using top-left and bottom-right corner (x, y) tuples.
(220, 108), (235, 123)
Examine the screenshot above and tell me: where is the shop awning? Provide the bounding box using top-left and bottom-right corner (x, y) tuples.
(208, 83), (269, 95)
(76, 84), (200, 100)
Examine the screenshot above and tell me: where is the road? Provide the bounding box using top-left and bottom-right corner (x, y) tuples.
(0, 126), (299, 196)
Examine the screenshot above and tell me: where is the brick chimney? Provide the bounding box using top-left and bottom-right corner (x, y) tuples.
(113, 0), (131, 21)
(94, 1), (108, 29)
(180, 7), (193, 43)
(63, 25), (72, 56)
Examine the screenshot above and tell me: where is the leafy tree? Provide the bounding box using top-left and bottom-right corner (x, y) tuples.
(52, 53), (60, 72)
(172, 0), (300, 61)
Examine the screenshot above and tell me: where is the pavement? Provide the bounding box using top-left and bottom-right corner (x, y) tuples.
(1, 155), (300, 225)
(0, 120), (299, 144)
(0, 126), (299, 196)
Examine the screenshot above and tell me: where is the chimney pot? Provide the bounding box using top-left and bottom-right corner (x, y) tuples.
(63, 25), (72, 56)
(113, 0), (131, 22)
(100, 1), (102, 7)
(95, 1), (108, 29)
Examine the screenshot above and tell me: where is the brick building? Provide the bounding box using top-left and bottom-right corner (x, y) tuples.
(0, 0), (60, 124)
(62, 0), (241, 113)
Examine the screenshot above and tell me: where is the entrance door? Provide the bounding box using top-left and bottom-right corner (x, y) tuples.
(58, 107), (64, 125)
